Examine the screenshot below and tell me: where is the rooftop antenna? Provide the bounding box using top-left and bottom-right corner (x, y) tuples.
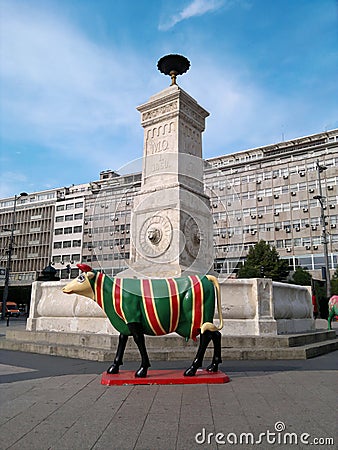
(281, 125), (285, 142)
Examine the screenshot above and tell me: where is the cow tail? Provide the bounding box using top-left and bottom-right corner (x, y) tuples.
(201, 275), (223, 334)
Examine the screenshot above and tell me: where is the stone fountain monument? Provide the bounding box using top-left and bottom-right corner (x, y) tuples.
(22, 55), (317, 342)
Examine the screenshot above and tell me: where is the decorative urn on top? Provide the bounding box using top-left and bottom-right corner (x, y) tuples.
(157, 54), (190, 85)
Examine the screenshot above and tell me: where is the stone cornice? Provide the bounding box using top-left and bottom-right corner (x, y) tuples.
(138, 86), (209, 129)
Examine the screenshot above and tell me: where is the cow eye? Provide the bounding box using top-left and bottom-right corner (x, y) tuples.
(78, 274), (85, 283)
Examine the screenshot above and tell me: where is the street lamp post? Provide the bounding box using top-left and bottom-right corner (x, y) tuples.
(314, 160), (331, 300)
(1, 192), (28, 321)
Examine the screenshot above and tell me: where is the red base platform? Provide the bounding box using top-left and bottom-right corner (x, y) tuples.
(101, 369), (230, 386)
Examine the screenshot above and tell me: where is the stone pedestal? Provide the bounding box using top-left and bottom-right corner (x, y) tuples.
(27, 281), (116, 334)
(217, 278), (314, 335)
(26, 279), (315, 336)
(122, 84), (213, 278)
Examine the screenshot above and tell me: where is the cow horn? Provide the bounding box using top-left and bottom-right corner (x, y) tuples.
(77, 263), (93, 273)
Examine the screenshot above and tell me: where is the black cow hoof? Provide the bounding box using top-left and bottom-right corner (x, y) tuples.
(135, 367), (148, 378)
(107, 364), (120, 374)
(184, 366), (197, 377)
(206, 362), (219, 372)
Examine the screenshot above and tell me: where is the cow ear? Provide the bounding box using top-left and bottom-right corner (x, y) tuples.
(87, 272), (95, 280)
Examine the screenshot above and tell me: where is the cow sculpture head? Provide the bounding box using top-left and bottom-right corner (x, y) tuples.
(62, 264), (97, 300)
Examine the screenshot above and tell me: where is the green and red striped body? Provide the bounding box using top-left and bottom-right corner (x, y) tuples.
(90, 271), (215, 341)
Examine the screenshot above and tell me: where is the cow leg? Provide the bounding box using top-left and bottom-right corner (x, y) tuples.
(328, 310), (333, 330)
(206, 331), (222, 372)
(107, 333), (129, 374)
(184, 330), (212, 376)
(128, 322), (151, 378)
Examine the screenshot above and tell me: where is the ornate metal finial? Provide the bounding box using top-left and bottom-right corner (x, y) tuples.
(157, 54), (190, 86)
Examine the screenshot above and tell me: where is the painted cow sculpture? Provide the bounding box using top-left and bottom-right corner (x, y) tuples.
(63, 264), (223, 378)
(328, 295), (338, 330)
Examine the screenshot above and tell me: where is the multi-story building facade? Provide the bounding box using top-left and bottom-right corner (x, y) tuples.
(206, 129), (338, 278)
(0, 190), (56, 274)
(81, 171), (141, 276)
(50, 183), (90, 279)
(0, 190), (57, 305)
(1, 129), (337, 304)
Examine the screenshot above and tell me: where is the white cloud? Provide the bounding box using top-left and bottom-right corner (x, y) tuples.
(0, 3), (144, 164)
(1, 1), (335, 198)
(159, 0), (225, 31)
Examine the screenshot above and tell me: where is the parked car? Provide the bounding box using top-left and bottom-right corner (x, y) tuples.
(0, 302), (20, 318)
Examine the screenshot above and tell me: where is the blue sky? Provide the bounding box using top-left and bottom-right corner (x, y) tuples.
(1, 0), (337, 198)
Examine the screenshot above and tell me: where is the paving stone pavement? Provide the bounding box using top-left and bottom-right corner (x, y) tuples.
(0, 346), (337, 450)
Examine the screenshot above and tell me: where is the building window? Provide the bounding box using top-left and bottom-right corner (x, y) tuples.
(74, 213), (83, 220)
(56, 205), (65, 211)
(64, 227), (72, 234)
(53, 242), (62, 249)
(63, 241), (71, 248)
(65, 215), (73, 221)
(312, 237), (321, 246)
(73, 226), (82, 233)
(66, 203), (74, 210)
(55, 228), (63, 235)
(75, 202), (83, 209)
(56, 216), (64, 222)
(73, 240), (81, 247)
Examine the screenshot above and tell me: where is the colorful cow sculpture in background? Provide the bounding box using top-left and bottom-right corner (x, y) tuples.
(328, 295), (338, 330)
(63, 264), (223, 378)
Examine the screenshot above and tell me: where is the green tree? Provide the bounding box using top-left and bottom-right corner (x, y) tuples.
(237, 240), (289, 281)
(289, 267), (312, 286)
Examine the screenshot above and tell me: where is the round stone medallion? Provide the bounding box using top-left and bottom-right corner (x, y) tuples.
(184, 216), (200, 258)
(139, 214), (173, 258)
